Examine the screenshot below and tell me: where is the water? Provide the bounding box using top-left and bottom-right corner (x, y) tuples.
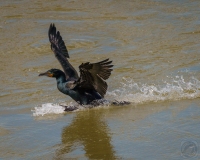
(0, 0), (200, 159)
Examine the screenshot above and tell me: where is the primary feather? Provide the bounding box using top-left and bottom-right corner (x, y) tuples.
(48, 23), (79, 80)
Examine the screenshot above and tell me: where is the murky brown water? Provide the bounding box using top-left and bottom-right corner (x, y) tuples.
(0, 0), (200, 159)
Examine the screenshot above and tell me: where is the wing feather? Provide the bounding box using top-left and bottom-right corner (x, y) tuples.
(48, 23), (79, 80)
(75, 59), (113, 97)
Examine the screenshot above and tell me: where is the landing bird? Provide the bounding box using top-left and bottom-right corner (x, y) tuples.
(39, 24), (113, 106)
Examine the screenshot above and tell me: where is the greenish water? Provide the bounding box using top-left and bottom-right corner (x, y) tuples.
(0, 0), (200, 159)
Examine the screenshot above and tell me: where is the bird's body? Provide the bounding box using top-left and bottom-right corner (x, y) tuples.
(39, 24), (113, 105)
(55, 70), (101, 104)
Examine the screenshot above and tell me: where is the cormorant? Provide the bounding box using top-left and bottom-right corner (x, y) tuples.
(39, 24), (113, 106)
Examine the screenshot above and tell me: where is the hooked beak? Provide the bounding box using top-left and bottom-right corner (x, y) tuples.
(39, 71), (47, 76)
(39, 71), (53, 77)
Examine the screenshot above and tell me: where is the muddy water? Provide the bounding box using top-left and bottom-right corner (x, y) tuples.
(0, 0), (200, 159)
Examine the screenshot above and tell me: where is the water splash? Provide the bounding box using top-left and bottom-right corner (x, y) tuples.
(33, 76), (200, 116)
(32, 103), (65, 116)
(32, 100), (110, 116)
(107, 76), (200, 104)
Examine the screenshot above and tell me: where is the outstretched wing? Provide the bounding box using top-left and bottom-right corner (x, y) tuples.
(48, 23), (79, 80)
(76, 59), (113, 97)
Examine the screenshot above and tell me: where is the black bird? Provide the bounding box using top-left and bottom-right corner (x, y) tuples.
(39, 24), (113, 105)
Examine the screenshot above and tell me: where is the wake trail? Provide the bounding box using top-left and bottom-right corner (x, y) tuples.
(32, 76), (200, 116)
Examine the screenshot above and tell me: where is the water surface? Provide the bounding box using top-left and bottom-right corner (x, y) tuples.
(0, 0), (200, 159)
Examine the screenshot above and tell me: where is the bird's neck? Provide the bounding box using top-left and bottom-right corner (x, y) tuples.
(56, 73), (66, 84)
(56, 73), (68, 95)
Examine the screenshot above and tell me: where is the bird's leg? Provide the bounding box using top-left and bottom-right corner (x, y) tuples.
(59, 104), (79, 112)
(111, 100), (131, 106)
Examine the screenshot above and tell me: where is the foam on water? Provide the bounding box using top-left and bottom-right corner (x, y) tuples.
(32, 103), (65, 116)
(32, 100), (112, 116)
(32, 76), (200, 116)
(107, 76), (200, 104)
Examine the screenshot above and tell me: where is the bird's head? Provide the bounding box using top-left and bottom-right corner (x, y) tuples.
(39, 69), (64, 78)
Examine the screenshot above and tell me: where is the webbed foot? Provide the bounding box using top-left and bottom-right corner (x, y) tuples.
(111, 100), (131, 106)
(59, 104), (79, 112)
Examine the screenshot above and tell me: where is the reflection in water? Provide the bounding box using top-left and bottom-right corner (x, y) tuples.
(55, 110), (117, 159)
